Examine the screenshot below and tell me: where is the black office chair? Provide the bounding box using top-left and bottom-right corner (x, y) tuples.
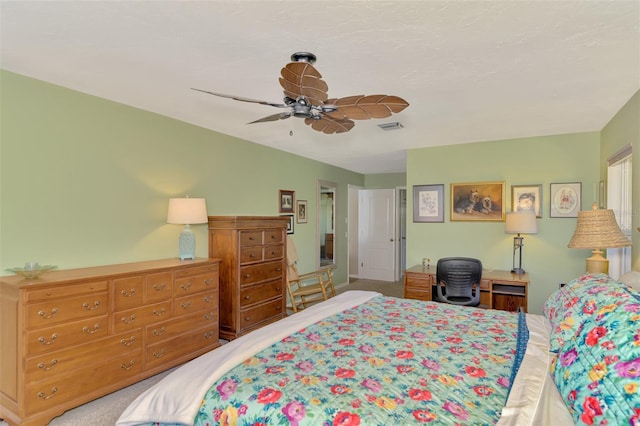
(436, 257), (483, 307)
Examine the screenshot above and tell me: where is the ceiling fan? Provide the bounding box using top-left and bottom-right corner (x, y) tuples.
(192, 52), (409, 134)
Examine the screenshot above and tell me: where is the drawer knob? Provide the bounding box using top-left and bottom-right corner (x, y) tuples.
(244, 316), (251, 321)
(204, 295), (214, 303)
(121, 289), (136, 297)
(275, 287), (281, 291)
(181, 282), (192, 290)
(37, 359), (58, 371)
(153, 308), (166, 316)
(82, 324), (100, 334)
(152, 283), (166, 291)
(276, 305), (281, 311)
(153, 326), (166, 336)
(121, 360), (136, 370)
(83, 301), (101, 310)
(38, 308), (58, 319)
(204, 312), (215, 320)
(38, 334), (58, 345)
(249, 237), (256, 241)
(244, 295), (250, 300)
(180, 301), (193, 310)
(121, 314), (136, 324)
(276, 267), (281, 272)
(204, 278), (214, 286)
(37, 387), (58, 400)
(204, 331), (216, 339)
(250, 254), (255, 258)
(120, 336), (136, 346)
(153, 349), (166, 359)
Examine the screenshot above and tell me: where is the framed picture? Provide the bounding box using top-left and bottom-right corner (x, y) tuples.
(413, 184), (444, 223)
(296, 200), (308, 223)
(279, 190), (294, 213)
(450, 181), (505, 222)
(511, 184), (542, 218)
(550, 182), (581, 218)
(281, 214), (294, 234)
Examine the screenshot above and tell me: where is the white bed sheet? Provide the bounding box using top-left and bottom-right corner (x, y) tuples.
(117, 291), (573, 426)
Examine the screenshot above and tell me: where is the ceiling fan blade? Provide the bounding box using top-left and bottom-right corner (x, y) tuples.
(304, 116), (355, 134)
(191, 88), (287, 108)
(248, 112), (292, 124)
(325, 95), (410, 120)
(279, 62), (328, 106)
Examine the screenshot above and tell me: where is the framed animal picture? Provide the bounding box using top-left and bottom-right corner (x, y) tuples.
(450, 181), (505, 222)
(550, 182), (581, 218)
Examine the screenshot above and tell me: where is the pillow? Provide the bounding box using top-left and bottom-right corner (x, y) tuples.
(543, 274), (634, 353)
(551, 295), (640, 425)
(620, 271), (640, 292)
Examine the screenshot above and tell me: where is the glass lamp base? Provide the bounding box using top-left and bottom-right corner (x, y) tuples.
(178, 224), (196, 260)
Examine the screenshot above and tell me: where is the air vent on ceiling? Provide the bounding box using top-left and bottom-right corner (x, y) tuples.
(378, 122), (404, 131)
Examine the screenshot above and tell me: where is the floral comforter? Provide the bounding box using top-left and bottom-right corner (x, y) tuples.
(162, 296), (527, 426)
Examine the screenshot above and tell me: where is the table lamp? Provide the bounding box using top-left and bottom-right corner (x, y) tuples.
(568, 203), (631, 274)
(505, 211), (538, 274)
(167, 197), (208, 260)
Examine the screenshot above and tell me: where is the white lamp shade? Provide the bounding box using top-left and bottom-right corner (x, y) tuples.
(167, 198), (208, 225)
(505, 211), (538, 234)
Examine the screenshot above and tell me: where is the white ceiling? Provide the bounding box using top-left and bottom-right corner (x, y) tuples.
(2, 1), (639, 174)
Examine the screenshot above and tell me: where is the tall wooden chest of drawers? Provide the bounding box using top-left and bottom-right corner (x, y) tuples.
(208, 216), (288, 340)
(0, 258), (220, 426)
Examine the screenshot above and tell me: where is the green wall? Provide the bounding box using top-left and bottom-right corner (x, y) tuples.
(0, 70), (364, 285)
(601, 90), (640, 270)
(407, 133), (601, 314)
(364, 173), (406, 189)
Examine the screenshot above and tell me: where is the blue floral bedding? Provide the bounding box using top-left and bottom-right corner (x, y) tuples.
(164, 296), (528, 425)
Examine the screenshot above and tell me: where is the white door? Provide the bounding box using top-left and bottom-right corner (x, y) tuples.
(358, 189), (396, 281)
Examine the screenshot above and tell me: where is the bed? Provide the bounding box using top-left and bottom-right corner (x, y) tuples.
(117, 275), (640, 425)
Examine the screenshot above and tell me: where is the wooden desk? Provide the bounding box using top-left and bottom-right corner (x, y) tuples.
(404, 265), (529, 312)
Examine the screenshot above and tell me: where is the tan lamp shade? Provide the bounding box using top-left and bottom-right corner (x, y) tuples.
(568, 203), (631, 274)
(505, 211), (538, 234)
(167, 198), (208, 225)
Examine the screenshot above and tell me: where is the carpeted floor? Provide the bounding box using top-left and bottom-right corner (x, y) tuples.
(1, 278), (403, 426)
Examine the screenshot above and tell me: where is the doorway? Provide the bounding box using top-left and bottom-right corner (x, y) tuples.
(318, 180), (336, 268)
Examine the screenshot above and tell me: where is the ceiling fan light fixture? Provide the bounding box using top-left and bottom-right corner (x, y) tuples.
(378, 121), (404, 131)
(290, 52), (317, 64)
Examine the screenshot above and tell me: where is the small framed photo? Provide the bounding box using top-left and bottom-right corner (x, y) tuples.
(451, 181), (505, 222)
(296, 200), (308, 224)
(279, 190), (294, 213)
(511, 184), (542, 218)
(281, 214), (294, 234)
(550, 182), (581, 218)
(413, 184), (444, 223)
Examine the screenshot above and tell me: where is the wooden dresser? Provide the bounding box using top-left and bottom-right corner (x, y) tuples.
(208, 216), (288, 340)
(0, 258), (220, 426)
(404, 264), (529, 312)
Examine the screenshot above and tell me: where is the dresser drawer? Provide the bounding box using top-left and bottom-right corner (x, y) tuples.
(174, 290), (218, 316)
(27, 292), (109, 328)
(240, 279), (283, 307)
(263, 245), (284, 261)
(264, 229), (283, 245)
(26, 315), (109, 355)
(239, 260), (283, 286)
(146, 309), (218, 345)
(239, 230), (263, 246)
(240, 246), (263, 264)
(113, 300), (172, 333)
(113, 275), (144, 310)
(26, 329), (143, 381)
(174, 271), (219, 296)
(26, 281), (109, 303)
(25, 350), (143, 415)
(145, 325), (219, 369)
(240, 298), (284, 329)
(404, 288), (431, 301)
(145, 272), (173, 303)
